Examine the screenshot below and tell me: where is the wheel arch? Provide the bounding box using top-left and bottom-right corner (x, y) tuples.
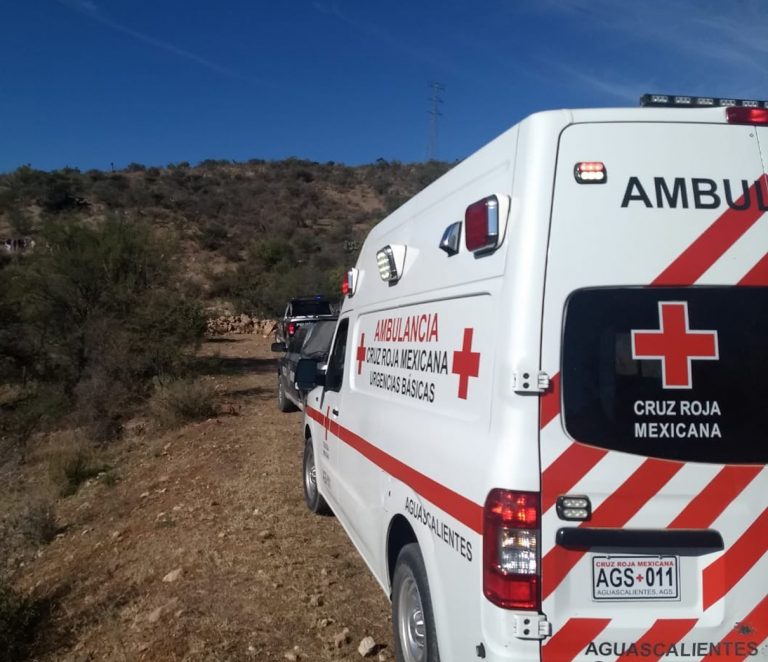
(386, 514), (418, 592)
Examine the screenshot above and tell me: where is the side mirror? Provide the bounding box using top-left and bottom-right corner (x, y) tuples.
(295, 358), (325, 391)
(271, 342), (287, 353)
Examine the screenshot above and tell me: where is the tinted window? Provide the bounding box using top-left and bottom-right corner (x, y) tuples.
(562, 287), (767, 464)
(301, 320), (337, 361)
(291, 300), (332, 316)
(325, 318), (349, 393)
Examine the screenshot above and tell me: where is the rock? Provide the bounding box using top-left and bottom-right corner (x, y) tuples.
(358, 636), (376, 657)
(308, 593), (323, 607)
(284, 645), (301, 660)
(147, 606), (164, 624)
(147, 598), (179, 623)
(162, 567), (183, 583)
(258, 530), (274, 541)
(333, 627), (351, 648)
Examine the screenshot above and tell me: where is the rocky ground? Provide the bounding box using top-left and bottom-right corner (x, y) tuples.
(6, 334), (392, 661)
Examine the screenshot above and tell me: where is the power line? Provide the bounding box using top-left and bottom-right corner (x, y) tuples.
(427, 82), (445, 161)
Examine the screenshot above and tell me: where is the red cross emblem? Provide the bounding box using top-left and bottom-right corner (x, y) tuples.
(452, 327), (480, 399)
(356, 333), (366, 375)
(631, 301), (718, 389)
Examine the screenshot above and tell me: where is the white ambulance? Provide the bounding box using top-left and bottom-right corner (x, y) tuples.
(295, 95), (768, 662)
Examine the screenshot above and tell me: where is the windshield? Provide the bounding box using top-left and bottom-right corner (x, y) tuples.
(561, 287), (768, 464)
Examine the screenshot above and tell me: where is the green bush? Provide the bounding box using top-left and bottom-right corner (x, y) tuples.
(0, 215), (206, 443)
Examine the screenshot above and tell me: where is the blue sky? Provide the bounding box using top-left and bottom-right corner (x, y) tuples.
(2, 0), (767, 173)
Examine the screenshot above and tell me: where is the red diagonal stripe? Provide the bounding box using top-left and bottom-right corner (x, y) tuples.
(618, 619), (698, 662)
(543, 458), (683, 600)
(542, 443), (608, 513)
(668, 466), (763, 529)
(653, 174), (768, 285)
(700, 593), (768, 662)
(306, 405), (484, 533)
(540, 372), (561, 428)
(738, 252), (768, 285)
(702, 507), (768, 610)
(542, 618), (610, 662)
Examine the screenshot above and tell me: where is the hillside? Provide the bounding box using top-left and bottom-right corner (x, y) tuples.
(0, 157), (453, 660)
(0, 159), (452, 316)
(2, 334), (393, 661)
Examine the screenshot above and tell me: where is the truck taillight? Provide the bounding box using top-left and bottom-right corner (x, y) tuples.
(483, 489), (540, 610)
(287, 322), (296, 336)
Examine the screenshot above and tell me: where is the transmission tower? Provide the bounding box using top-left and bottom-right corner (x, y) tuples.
(427, 82), (445, 161)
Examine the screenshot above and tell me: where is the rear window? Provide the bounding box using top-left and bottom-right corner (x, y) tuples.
(290, 300), (332, 316)
(561, 287), (768, 464)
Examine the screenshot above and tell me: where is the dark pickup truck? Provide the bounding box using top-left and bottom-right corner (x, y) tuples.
(276, 296), (336, 344)
(271, 318), (337, 412)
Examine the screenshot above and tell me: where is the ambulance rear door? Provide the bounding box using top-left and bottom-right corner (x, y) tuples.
(539, 119), (768, 662)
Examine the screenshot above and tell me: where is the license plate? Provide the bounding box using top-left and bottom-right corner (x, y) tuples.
(592, 556), (679, 601)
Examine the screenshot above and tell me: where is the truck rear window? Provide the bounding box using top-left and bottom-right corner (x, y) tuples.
(291, 300), (332, 316)
(561, 287), (768, 464)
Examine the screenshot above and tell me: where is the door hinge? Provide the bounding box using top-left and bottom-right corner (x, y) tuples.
(513, 370), (550, 394)
(511, 613), (551, 640)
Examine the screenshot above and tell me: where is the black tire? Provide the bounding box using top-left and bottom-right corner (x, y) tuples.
(303, 438), (331, 515)
(392, 543), (441, 662)
(277, 375), (298, 412)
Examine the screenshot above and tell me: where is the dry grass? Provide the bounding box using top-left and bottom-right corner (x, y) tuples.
(45, 434), (110, 498)
(148, 378), (217, 429)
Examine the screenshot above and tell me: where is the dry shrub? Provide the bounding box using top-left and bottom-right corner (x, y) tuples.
(0, 581), (41, 661)
(149, 379), (216, 429)
(46, 436), (109, 497)
(14, 499), (57, 546)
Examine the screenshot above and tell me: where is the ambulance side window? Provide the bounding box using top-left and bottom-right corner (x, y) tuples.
(325, 318), (349, 393)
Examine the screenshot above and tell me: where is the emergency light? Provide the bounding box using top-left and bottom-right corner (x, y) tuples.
(574, 162), (607, 184)
(726, 107), (768, 126)
(376, 245), (406, 283)
(483, 489), (540, 610)
(640, 93), (768, 109)
(342, 267), (358, 296)
(465, 194), (510, 253)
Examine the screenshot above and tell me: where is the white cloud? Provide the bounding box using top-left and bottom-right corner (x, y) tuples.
(54, 0), (264, 84)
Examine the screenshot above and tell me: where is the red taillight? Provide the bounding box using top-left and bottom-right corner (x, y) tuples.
(341, 279), (350, 296)
(726, 107), (768, 125)
(287, 322), (296, 336)
(465, 196), (500, 252)
(483, 489), (540, 610)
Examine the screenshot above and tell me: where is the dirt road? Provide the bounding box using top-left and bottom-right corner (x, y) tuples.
(15, 335), (393, 661)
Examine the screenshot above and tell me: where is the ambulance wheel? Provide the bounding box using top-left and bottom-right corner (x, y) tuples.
(277, 377), (297, 412)
(392, 543), (440, 662)
(303, 438), (331, 515)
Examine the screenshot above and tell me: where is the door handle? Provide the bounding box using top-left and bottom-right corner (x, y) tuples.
(331, 408), (339, 416)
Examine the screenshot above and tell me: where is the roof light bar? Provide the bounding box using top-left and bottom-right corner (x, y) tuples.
(640, 93), (768, 109)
